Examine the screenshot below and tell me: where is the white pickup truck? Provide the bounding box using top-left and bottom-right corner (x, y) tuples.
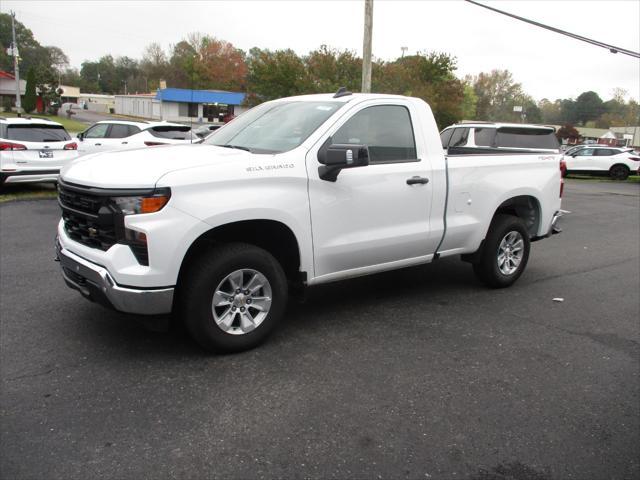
(55, 91), (563, 352)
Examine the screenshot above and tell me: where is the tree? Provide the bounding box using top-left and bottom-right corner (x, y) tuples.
(471, 69), (525, 121)
(167, 40), (200, 89)
(574, 91), (604, 125)
(522, 96), (542, 124)
(556, 124), (580, 143)
(22, 68), (37, 113)
(372, 51), (465, 128)
(461, 84), (478, 119)
(60, 67), (82, 87)
(559, 99), (577, 125)
(245, 48), (309, 103)
(305, 45), (361, 93)
(198, 37), (247, 91)
(0, 13), (68, 88)
(79, 60), (100, 92)
(140, 42), (168, 90)
(538, 98), (563, 124)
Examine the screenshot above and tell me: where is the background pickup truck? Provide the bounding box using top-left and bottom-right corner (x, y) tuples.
(55, 91), (563, 352)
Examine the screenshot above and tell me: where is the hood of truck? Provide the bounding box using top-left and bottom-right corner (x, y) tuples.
(60, 144), (254, 188)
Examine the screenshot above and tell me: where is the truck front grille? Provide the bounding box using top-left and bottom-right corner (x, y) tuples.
(58, 183), (119, 251)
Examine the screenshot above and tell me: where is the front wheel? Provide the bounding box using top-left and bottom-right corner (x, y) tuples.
(473, 214), (531, 288)
(609, 164), (629, 181)
(180, 243), (288, 353)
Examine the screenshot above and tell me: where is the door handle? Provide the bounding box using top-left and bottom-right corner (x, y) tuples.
(406, 176), (429, 185)
(95, 143), (102, 146)
(121, 142), (128, 144)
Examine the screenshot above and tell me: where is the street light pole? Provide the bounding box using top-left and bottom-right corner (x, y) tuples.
(10, 11), (22, 115)
(361, 0), (373, 93)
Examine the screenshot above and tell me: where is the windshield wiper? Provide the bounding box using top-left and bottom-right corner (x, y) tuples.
(220, 144), (251, 152)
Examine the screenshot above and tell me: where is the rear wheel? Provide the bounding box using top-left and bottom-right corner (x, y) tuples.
(609, 164), (629, 180)
(180, 243), (288, 353)
(473, 214), (530, 288)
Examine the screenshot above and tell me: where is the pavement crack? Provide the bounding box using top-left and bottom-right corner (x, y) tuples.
(4, 368), (56, 382)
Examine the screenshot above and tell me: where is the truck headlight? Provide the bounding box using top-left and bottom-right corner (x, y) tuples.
(109, 188), (170, 266)
(112, 189), (170, 215)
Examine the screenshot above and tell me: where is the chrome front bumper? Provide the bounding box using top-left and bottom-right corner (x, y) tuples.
(55, 239), (174, 315)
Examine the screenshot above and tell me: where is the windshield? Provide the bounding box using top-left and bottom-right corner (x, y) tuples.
(205, 101), (343, 153)
(7, 124), (71, 142)
(494, 127), (559, 150)
(148, 126), (198, 141)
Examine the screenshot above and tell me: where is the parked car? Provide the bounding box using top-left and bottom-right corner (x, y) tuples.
(0, 116), (78, 186)
(563, 145), (640, 180)
(56, 92), (563, 352)
(440, 122), (560, 153)
(75, 120), (201, 155)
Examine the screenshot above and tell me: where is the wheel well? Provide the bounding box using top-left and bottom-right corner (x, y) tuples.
(177, 220), (302, 285)
(493, 195), (541, 238)
(610, 163), (630, 171)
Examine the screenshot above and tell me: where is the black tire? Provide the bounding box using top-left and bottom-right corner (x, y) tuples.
(609, 164), (629, 181)
(472, 214), (531, 289)
(179, 242), (288, 353)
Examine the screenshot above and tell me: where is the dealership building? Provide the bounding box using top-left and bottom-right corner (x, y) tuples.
(115, 88), (247, 123)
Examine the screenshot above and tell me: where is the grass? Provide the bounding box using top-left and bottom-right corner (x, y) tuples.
(1, 112), (88, 134)
(0, 183), (58, 203)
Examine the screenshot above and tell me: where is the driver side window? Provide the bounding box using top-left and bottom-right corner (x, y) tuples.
(84, 124), (109, 139)
(577, 148), (595, 156)
(332, 105), (417, 164)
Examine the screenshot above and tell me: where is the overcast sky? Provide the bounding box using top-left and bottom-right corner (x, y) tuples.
(2, 0), (639, 102)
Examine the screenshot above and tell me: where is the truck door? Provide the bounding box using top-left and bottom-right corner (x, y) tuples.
(306, 100), (436, 280)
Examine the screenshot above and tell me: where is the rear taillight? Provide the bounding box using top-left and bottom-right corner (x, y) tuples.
(63, 142), (77, 150)
(0, 141), (27, 151)
(144, 141), (167, 147)
(628, 156), (640, 162)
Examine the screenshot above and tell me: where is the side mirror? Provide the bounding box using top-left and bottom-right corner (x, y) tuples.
(317, 142), (370, 181)
(77, 132), (85, 141)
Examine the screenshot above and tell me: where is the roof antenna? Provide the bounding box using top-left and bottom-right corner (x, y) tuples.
(333, 86), (352, 98)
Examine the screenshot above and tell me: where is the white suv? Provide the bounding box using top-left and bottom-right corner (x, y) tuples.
(1, 116), (78, 186)
(75, 120), (201, 155)
(440, 123), (560, 153)
(563, 145), (640, 180)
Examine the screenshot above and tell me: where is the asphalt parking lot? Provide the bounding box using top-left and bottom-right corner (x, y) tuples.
(1, 180), (638, 480)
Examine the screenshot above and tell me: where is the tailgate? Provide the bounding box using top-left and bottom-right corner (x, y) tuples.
(12, 141), (77, 170)
(6, 124), (77, 170)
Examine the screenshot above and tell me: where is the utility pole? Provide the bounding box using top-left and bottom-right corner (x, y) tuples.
(401, 46), (408, 58)
(10, 11), (22, 115)
(361, 0), (373, 93)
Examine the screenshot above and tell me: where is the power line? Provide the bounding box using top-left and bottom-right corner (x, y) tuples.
(465, 0), (640, 59)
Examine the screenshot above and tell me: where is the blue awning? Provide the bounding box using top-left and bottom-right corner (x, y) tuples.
(156, 88), (245, 105)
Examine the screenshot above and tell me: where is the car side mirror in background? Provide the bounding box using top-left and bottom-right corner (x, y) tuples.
(77, 132), (84, 141)
(317, 142), (370, 182)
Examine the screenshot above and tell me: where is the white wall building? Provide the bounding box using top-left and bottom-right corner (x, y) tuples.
(115, 88), (248, 123)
